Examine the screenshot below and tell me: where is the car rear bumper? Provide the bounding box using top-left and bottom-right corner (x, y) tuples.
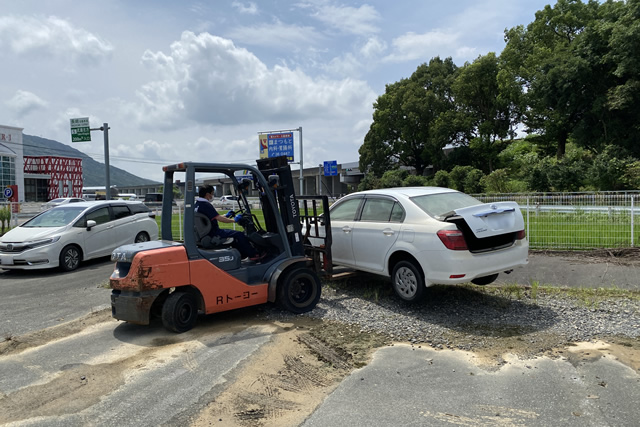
(417, 241), (529, 286)
(111, 289), (163, 325)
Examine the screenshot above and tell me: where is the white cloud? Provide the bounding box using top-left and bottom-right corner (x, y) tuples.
(226, 20), (322, 50)
(6, 90), (48, 116)
(305, 2), (380, 36)
(0, 15), (113, 66)
(231, 1), (259, 15)
(360, 36), (387, 58)
(383, 30), (460, 63)
(134, 31), (376, 129)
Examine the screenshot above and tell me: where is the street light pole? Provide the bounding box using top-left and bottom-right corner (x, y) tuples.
(102, 123), (111, 200)
(298, 126), (303, 195)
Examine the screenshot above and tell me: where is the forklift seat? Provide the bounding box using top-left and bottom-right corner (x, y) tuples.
(194, 212), (233, 248)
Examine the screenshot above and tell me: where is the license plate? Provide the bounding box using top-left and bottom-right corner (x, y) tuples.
(0, 256), (14, 265)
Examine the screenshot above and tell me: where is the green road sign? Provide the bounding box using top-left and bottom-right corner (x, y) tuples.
(70, 117), (91, 142)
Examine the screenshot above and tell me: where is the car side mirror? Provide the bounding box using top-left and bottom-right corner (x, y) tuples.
(86, 219), (97, 230)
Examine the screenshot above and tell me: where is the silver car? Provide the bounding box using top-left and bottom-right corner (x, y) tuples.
(0, 201), (159, 271)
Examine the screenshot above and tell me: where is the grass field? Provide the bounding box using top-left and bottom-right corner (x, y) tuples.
(158, 206), (638, 250)
(525, 211), (638, 249)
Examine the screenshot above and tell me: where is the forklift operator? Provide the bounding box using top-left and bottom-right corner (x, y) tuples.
(194, 185), (265, 262)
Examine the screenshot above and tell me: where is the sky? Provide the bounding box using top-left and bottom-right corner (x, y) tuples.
(0, 0), (554, 182)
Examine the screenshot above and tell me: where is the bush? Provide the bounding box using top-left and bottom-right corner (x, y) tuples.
(403, 174), (429, 187)
(0, 206), (10, 235)
(358, 174), (380, 191)
(379, 169), (409, 188)
(433, 170), (450, 188)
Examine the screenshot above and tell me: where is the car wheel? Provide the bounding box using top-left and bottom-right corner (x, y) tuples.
(277, 267), (321, 314)
(135, 232), (150, 243)
(391, 260), (425, 303)
(59, 245), (81, 272)
(471, 273), (499, 286)
(162, 291), (198, 333)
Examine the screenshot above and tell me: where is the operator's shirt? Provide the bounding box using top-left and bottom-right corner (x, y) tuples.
(194, 197), (221, 235)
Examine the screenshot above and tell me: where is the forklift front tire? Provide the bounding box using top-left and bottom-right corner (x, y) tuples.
(162, 291), (198, 333)
(277, 267), (321, 314)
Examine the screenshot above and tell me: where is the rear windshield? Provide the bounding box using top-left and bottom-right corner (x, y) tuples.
(411, 192), (481, 217)
(129, 203), (151, 214)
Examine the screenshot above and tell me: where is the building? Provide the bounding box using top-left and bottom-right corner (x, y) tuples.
(0, 124), (25, 202)
(24, 155), (83, 201)
(1, 124), (84, 202)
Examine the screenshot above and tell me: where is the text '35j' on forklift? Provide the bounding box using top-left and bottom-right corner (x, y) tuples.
(109, 156), (330, 333)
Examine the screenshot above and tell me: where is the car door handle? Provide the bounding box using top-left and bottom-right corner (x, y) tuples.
(342, 226), (352, 234)
(383, 229), (395, 236)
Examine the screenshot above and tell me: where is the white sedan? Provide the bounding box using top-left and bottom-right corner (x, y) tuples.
(0, 201), (159, 271)
(306, 187), (528, 302)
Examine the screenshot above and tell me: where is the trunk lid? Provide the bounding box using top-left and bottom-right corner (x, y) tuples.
(443, 202), (525, 253)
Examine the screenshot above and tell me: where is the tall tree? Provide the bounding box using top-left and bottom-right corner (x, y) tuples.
(359, 57), (459, 176)
(502, 0), (600, 158)
(452, 53), (515, 172)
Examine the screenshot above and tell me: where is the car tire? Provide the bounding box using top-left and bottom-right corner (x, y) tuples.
(471, 273), (499, 286)
(59, 245), (81, 272)
(391, 260), (425, 303)
(162, 291), (198, 333)
(134, 232), (150, 243)
(277, 267), (321, 314)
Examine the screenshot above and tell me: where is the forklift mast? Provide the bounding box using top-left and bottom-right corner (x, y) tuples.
(256, 156), (305, 257)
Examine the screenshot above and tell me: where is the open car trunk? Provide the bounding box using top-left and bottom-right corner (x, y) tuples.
(444, 202), (525, 253)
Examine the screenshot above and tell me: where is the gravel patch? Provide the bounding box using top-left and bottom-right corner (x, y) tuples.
(265, 277), (640, 363)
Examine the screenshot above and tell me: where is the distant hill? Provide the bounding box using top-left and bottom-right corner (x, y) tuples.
(23, 134), (159, 187)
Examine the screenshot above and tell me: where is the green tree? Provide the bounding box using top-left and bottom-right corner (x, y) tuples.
(588, 145), (636, 190)
(0, 206), (10, 235)
(403, 174), (429, 187)
(433, 170), (450, 188)
(357, 173), (380, 191)
(359, 57), (459, 177)
(452, 53), (515, 172)
(502, 0), (600, 158)
(379, 169), (408, 188)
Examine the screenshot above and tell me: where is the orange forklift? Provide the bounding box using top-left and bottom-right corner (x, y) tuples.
(109, 156), (330, 332)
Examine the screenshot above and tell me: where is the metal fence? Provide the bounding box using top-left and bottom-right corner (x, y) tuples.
(3, 192), (640, 250)
(473, 192), (640, 250)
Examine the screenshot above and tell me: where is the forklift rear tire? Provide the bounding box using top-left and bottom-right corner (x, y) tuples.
(162, 291), (198, 333)
(277, 267), (321, 314)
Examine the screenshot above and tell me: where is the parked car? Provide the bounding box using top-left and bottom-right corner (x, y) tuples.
(305, 187), (528, 302)
(220, 195), (238, 203)
(144, 193), (163, 203)
(40, 197), (85, 211)
(0, 201), (158, 271)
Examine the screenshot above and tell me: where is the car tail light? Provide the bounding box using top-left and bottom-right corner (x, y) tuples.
(516, 229), (526, 240)
(437, 229), (468, 250)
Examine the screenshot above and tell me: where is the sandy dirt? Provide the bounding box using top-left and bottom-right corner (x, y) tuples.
(0, 297), (638, 426)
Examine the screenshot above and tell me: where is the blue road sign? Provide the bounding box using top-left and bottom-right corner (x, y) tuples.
(324, 160), (337, 176)
(3, 187), (13, 198)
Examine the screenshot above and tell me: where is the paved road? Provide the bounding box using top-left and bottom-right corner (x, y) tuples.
(497, 253), (639, 290)
(1, 254), (638, 426)
(304, 344), (640, 427)
(0, 258), (113, 339)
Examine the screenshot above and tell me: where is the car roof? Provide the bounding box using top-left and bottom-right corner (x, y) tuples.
(350, 187), (459, 198)
(51, 200), (146, 209)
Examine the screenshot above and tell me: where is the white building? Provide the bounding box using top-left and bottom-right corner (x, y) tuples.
(0, 124), (24, 202)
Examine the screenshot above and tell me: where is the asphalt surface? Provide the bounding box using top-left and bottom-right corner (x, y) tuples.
(304, 255), (640, 427)
(497, 252), (639, 290)
(2, 253), (638, 426)
(303, 344), (640, 427)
